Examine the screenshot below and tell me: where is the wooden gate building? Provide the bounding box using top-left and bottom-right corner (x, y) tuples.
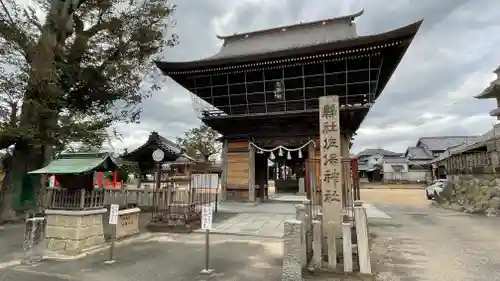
(156, 10), (422, 201)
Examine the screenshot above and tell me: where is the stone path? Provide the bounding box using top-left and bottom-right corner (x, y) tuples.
(195, 201), (391, 238)
(195, 212), (292, 238)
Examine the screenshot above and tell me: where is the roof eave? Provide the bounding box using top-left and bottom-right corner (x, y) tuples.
(475, 83), (500, 99)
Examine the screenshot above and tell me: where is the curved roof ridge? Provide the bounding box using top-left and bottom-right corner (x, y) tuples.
(216, 10), (364, 40)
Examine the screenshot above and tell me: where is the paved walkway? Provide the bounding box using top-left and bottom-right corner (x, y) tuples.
(195, 212), (292, 238)
(196, 201), (391, 238)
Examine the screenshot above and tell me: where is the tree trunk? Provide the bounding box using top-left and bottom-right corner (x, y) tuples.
(0, 140), (45, 223)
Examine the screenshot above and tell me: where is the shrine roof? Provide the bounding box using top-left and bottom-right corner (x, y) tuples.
(155, 12), (422, 74)
(28, 152), (118, 175)
(121, 131), (183, 162)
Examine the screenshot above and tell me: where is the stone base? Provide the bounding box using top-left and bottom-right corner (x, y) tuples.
(45, 208), (107, 256)
(116, 208), (141, 239)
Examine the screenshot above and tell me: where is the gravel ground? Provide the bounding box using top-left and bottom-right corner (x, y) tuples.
(361, 188), (428, 206)
(370, 202), (500, 281)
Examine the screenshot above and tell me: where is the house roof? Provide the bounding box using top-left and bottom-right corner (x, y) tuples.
(431, 124), (500, 163)
(416, 136), (477, 152)
(357, 148), (401, 157)
(29, 152), (118, 175)
(405, 146), (432, 160)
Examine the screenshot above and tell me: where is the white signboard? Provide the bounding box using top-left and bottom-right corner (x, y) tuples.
(109, 204), (119, 225)
(191, 173), (219, 189)
(201, 205), (213, 230)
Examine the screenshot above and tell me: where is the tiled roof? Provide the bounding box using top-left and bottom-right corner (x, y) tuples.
(416, 136), (477, 152)
(121, 132), (183, 161)
(153, 132), (183, 155)
(208, 10), (363, 61)
(356, 148), (401, 157)
(405, 146), (432, 160)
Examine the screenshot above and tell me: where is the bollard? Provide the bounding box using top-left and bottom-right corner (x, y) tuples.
(326, 221), (337, 269)
(342, 222), (353, 272)
(282, 220), (302, 281)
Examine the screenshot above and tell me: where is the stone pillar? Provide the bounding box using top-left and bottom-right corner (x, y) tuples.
(354, 201), (371, 274)
(220, 139), (228, 201)
(45, 208), (107, 256)
(342, 222), (353, 272)
(307, 142), (316, 207)
(248, 144), (256, 201)
(319, 96), (343, 262)
(310, 220), (322, 269)
(298, 177), (305, 195)
(282, 220), (302, 281)
(326, 221), (337, 269)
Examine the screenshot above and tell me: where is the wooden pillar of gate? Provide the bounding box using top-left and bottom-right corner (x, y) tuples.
(248, 144), (256, 201)
(220, 138), (228, 201)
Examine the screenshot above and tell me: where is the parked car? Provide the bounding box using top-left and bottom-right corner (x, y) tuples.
(426, 179), (447, 200)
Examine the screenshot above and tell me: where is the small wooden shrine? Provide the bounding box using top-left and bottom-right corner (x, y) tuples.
(121, 131), (196, 188)
(29, 152), (119, 255)
(121, 131), (201, 232)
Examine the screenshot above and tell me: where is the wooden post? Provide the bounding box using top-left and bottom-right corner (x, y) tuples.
(248, 143), (256, 201)
(319, 95), (343, 265)
(79, 189), (86, 209)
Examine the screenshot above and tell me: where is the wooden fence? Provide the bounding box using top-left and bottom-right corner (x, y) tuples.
(44, 186), (219, 210)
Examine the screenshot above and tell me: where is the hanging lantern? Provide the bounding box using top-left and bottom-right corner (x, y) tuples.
(298, 149), (303, 159)
(287, 151), (291, 160)
(269, 151), (275, 160)
(278, 147), (283, 157)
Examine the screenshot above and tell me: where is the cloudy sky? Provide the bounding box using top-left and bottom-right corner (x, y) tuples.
(109, 0), (500, 154)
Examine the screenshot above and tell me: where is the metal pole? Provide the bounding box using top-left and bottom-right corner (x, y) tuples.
(200, 228), (214, 275)
(154, 162), (161, 215)
(106, 224), (116, 264)
(205, 229), (210, 270)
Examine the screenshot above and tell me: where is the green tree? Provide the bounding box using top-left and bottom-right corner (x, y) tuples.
(177, 124), (221, 163)
(0, 0), (178, 221)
